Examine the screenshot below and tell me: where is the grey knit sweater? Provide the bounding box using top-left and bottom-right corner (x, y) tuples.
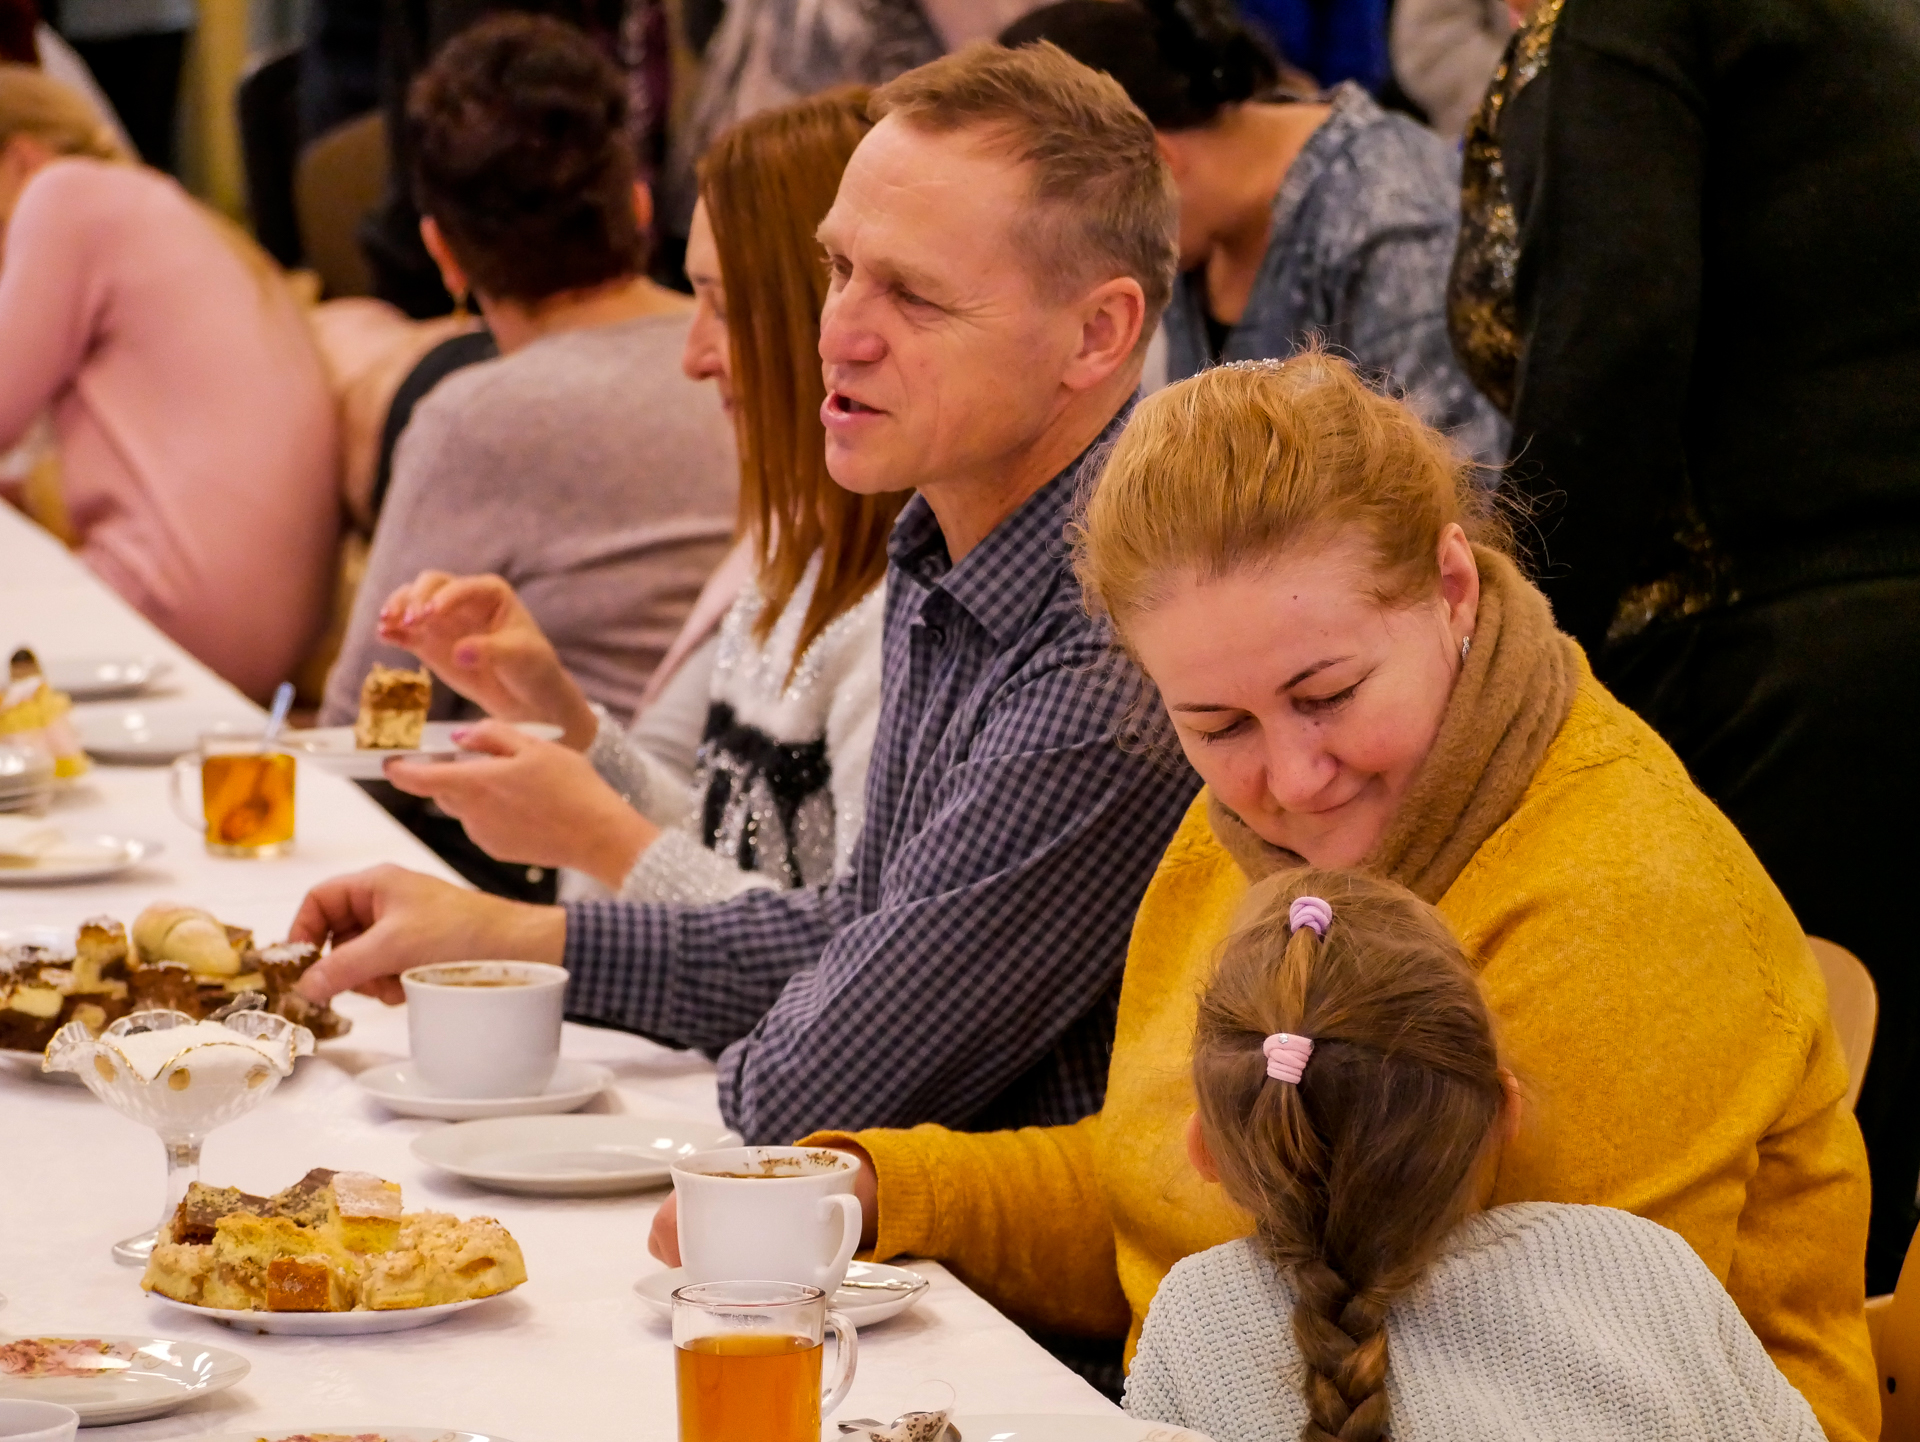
(1125, 1203), (1823, 1442)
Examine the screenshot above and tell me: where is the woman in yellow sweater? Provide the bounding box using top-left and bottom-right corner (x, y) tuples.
(655, 354), (1878, 1439)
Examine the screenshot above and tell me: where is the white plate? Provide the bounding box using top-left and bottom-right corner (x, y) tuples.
(196, 1428), (518, 1441)
(636, 1261), (931, 1327)
(284, 723), (565, 780)
(147, 1291), (508, 1336)
(73, 711), (255, 765)
(41, 656), (171, 702)
(0, 1333), (248, 1425)
(0, 835), (160, 885)
(357, 1059), (612, 1120)
(947, 1418), (1212, 1441)
(410, 1114), (740, 1196)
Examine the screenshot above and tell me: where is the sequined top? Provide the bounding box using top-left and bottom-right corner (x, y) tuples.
(563, 415), (1201, 1143)
(584, 554), (885, 905)
(1161, 84), (1509, 467)
(1446, 0), (1563, 418)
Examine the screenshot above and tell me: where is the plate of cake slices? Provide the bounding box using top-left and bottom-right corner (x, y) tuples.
(195, 1428), (519, 1441)
(0, 906), (349, 1057)
(141, 1167), (527, 1335)
(0, 1333), (250, 1424)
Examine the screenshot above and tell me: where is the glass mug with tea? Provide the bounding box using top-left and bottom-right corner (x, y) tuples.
(673, 1280), (856, 1442)
(168, 734), (296, 857)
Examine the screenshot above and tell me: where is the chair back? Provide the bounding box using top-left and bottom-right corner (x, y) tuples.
(236, 45), (305, 268)
(1874, 1225), (1920, 1439)
(295, 113), (387, 298)
(1809, 937), (1877, 1109)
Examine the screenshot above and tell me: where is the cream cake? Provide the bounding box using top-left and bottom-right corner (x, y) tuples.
(353, 665), (431, 749)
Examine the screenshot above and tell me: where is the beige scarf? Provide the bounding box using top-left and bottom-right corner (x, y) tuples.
(1208, 546), (1580, 904)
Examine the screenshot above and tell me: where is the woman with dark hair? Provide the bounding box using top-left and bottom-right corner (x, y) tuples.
(1001, 0), (1505, 464)
(322, 13), (737, 739)
(360, 88), (904, 905)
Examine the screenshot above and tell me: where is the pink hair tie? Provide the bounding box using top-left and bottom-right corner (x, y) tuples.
(1264, 1032), (1314, 1084)
(1289, 895), (1332, 938)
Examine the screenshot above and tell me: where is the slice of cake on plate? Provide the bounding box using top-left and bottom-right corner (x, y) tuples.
(353, 665), (431, 749)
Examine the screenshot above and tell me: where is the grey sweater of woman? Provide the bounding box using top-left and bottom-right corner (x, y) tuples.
(323, 311), (737, 727)
(1125, 1202), (1823, 1442)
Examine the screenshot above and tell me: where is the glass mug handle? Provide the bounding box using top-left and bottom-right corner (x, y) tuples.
(821, 1307), (858, 1418)
(167, 755), (205, 833)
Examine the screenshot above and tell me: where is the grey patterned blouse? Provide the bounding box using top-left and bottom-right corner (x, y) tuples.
(1163, 84), (1508, 466)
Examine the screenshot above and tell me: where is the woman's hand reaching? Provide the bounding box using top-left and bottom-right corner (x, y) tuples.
(377, 572), (598, 749)
(382, 719), (660, 888)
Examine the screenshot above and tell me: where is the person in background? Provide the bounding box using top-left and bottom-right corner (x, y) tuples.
(781, 355), (1875, 1434)
(1128, 869), (1824, 1442)
(321, 15), (736, 738)
(1389, 0), (1510, 139)
(43, 0), (190, 171)
(367, 87), (901, 906)
(1237, 0), (1389, 94)
(0, 65), (339, 701)
(291, 45), (1201, 1177)
(1493, 0), (1920, 1294)
(1001, 0), (1505, 465)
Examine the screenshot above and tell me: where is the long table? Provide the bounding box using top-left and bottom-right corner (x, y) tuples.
(0, 504), (1118, 1439)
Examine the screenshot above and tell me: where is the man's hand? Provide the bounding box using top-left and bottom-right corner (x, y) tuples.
(290, 864), (568, 1004)
(376, 572), (597, 748)
(647, 1142), (881, 1267)
(383, 721), (659, 889)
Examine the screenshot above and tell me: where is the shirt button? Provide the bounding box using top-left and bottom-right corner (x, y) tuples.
(925, 626), (946, 645)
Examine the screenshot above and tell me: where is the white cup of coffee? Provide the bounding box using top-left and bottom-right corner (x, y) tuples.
(0, 1400), (79, 1442)
(671, 1145), (863, 1294)
(400, 960), (567, 1099)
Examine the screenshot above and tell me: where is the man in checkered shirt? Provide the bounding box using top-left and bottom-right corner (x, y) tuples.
(292, 43), (1199, 1144)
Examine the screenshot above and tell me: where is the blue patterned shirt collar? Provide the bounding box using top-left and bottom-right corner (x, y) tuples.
(885, 406), (1131, 647)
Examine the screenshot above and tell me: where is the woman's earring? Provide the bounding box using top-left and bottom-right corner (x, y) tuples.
(1460, 634), (1473, 663)
(451, 288), (471, 322)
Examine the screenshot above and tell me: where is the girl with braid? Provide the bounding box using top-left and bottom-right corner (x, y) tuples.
(1125, 868), (1823, 1442)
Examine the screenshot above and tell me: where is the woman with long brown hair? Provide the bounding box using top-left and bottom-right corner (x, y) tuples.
(1128, 868), (1821, 1440)
(372, 86), (907, 903)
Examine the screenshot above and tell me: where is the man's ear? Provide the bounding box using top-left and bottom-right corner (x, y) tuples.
(1061, 275), (1146, 394)
(418, 216), (469, 301)
(1185, 1111), (1221, 1184)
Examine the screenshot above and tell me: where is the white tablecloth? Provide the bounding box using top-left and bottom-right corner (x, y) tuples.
(0, 505), (1118, 1438)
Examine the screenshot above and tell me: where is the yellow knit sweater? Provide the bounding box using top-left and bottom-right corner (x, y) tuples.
(815, 674), (1878, 1442)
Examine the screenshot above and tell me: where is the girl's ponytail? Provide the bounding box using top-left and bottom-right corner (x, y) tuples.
(1192, 870), (1506, 1441)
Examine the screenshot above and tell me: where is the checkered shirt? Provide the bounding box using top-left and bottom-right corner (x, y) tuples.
(563, 416), (1200, 1143)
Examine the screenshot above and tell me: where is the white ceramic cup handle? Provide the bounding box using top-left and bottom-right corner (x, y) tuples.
(817, 1193), (862, 1293)
(821, 1307), (858, 1417)
(167, 755), (204, 833)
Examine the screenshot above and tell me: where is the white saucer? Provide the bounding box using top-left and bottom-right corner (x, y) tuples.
(0, 1332), (249, 1424)
(636, 1262), (931, 1327)
(285, 722), (565, 780)
(356, 1059), (612, 1120)
(946, 1417), (1211, 1441)
(42, 656), (171, 702)
(147, 1290), (509, 1336)
(73, 710), (254, 764)
(0, 835), (160, 885)
(411, 1114), (740, 1196)
(195, 1429), (518, 1442)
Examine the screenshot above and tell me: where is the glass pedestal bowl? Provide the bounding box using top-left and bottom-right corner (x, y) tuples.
(44, 1006), (314, 1264)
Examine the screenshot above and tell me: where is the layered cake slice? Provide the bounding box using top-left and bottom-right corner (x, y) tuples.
(353, 665), (431, 749)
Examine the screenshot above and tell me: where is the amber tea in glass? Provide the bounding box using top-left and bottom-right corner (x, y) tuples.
(672, 1280), (856, 1442)
(170, 734), (296, 857)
